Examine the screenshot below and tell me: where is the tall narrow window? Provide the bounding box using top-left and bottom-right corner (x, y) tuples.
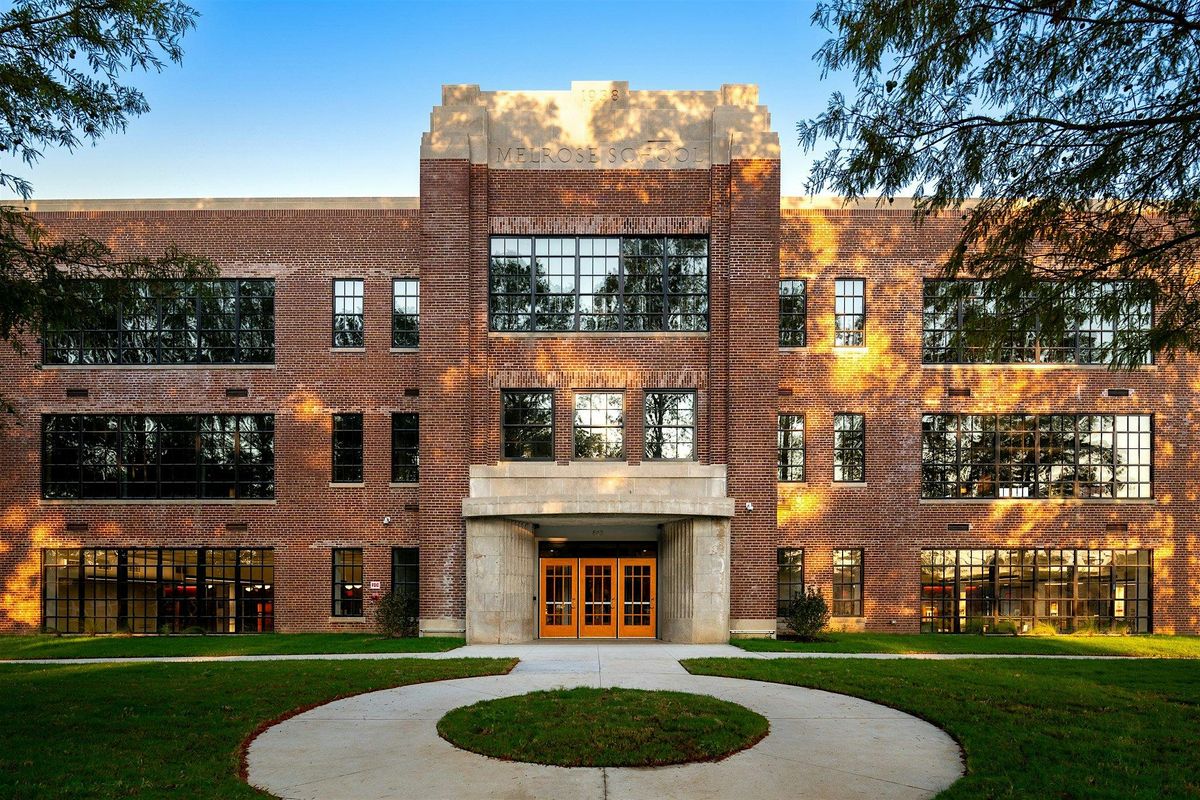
(777, 548), (805, 616)
(778, 414), (806, 482)
(391, 413), (419, 483)
(392, 278), (419, 348)
(573, 392), (624, 459)
(332, 279), (364, 348)
(833, 549), (864, 616)
(331, 413), (364, 483)
(644, 391), (696, 460)
(834, 278), (865, 347)
(779, 280), (807, 347)
(833, 413), (866, 482)
(391, 547), (420, 603)
(332, 548), (364, 616)
(501, 391), (554, 460)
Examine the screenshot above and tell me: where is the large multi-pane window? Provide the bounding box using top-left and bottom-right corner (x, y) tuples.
(779, 280), (807, 347)
(332, 279), (364, 348)
(777, 548), (805, 616)
(922, 280), (1153, 364)
(488, 236), (708, 332)
(833, 549), (864, 616)
(42, 279), (275, 365)
(391, 547), (419, 601)
(921, 548), (1152, 633)
(331, 548), (363, 616)
(921, 413), (1152, 499)
(501, 390), (554, 460)
(778, 414), (806, 481)
(331, 413), (364, 483)
(644, 391), (696, 460)
(573, 392), (624, 459)
(42, 547), (274, 633)
(392, 278), (420, 348)
(834, 278), (865, 347)
(833, 413), (866, 482)
(391, 413), (419, 483)
(41, 414), (274, 500)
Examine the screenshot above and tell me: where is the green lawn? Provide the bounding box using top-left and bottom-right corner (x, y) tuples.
(437, 687), (768, 767)
(732, 632), (1200, 657)
(0, 633), (463, 660)
(0, 657), (515, 799)
(683, 657), (1200, 800)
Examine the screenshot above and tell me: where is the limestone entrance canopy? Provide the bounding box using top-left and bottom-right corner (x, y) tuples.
(420, 80), (780, 170)
(463, 463), (734, 644)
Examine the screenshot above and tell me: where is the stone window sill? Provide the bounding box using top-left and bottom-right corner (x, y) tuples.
(330, 347), (366, 353)
(329, 482), (365, 488)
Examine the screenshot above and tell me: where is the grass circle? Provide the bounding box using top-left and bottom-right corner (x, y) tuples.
(436, 687), (769, 768)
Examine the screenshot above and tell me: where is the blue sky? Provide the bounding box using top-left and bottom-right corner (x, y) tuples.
(20, 0), (845, 199)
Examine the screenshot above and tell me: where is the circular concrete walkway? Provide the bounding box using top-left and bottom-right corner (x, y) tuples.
(246, 644), (964, 800)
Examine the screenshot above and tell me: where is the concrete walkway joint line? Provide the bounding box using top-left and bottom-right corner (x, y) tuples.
(246, 643), (966, 800)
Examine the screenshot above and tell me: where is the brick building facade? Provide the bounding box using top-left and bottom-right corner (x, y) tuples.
(0, 82), (1193, 640)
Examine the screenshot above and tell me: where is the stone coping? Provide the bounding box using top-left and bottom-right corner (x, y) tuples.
(462, 496), (735, 519)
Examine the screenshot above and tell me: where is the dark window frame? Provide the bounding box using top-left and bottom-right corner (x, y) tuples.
(488, 236), (709, 333)
(920, 547), (1152, 633)
(41, 413), (275, 500)
(833, 413), (866, 482)
(500, 389), (555, 461)
(779, 279), (807, 347)
(41, 546), (274, 634)
(391, 546), (419, 602)
(332, 278), (365, 348)
(920, 413), (1153, 500)
(833, 548), (864, 617)
(331, 413), (364, 483)
(391, 412), (419, 483)
(778, 413), (806, 482)
(392, 278), (420, 348)
(834, 277), (866, 347)
(920, 279), (1154, 365)
(331, 547), (364, 617)
(777, 547), (805, 617)
(643, 390), (697, 461)
(572, 390), (625, 460)
(41, 279), (275, 366)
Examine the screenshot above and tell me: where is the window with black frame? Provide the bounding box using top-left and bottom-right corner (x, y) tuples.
(921, 280), (1152, 364)
(42, 279), (275, 365)
(920, 413), (1152, 499)
(777, 548), (805, 616)
(488, 236), (708, 332)
(501, 391), (554, 460)
(644, 391), (696, 460)
(391, 547), (419, 602)
(392, 278), (419, 348)
(833, 549), (864, 616)
(332, 548), (363, 616)
(778, 414), (806, 481)
(833, 413), (866, 482)
(834, 278), (865, 347)
(331, 413), (364, 483)
(573, 392), (624, 459)
(41, 414), (274, 500)
(332, 279), (364, 348)
(779, 280), (807, 347)
(391, 413), (419, 482)
(41, 547), (274, 634)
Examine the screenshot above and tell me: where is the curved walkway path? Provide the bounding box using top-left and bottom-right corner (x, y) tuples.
(246, 643), (964, 800)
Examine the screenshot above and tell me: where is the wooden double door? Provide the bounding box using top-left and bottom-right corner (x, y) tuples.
(539, 557), (656, 638)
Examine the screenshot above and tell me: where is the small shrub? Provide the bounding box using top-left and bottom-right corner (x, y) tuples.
(783, 587), (830, 641)
(963, 618), (988, 635)
(992, 618), (1019, 636)
(374, 589), (419, 638)
(1030, 621), (1059, 637)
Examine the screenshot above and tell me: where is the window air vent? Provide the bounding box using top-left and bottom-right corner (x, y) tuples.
(64, 388), (89, 398)
(225, 522), (249, 532)
(1105, 522), (1129, 533)
(1105, 388), (1133, 398)
(947, 387), (971, 398)
(778, 388), (793, 396)
(404, 503), (419, 512)
(65, 522), (88, 532)
(225, 388), (249, 398)
(403, 388), (420, 397)
(947, 522), (972, 532)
